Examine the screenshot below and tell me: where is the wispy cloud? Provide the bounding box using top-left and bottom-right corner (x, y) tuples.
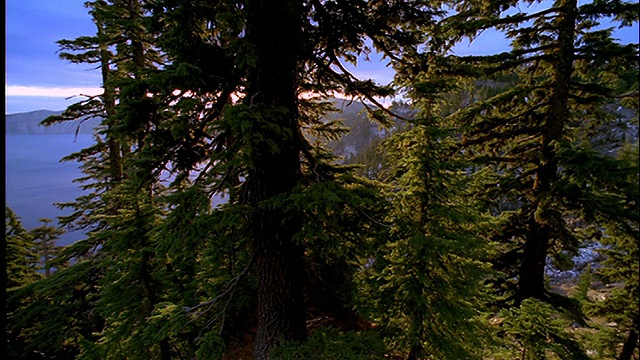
(6, 85), (103, 98)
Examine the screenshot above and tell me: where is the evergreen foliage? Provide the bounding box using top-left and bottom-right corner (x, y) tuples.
(6, 1), (639, 359)
(5, 206), (41, 288)
(587, 143), (639, 360)
(8, 260), (102, 359)
(496, 298), (589, 360)
(30, 218), (66, 277)
(388, 0), (638, 357)
(354, 67), (494, 358)
(6, 208), (98, 359)
(271, 328), (387, 359)
(406, 0), (638, 310)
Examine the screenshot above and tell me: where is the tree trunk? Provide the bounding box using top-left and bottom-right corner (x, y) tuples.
(97, 22), (124, 184)
(619, 313), (640, 360)
(244, 0), (307, 358)
(407, 344), (424, 360)
(517, 217), (551, 301)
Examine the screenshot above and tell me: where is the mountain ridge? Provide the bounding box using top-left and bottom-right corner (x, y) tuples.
(5, 110), (102, 135)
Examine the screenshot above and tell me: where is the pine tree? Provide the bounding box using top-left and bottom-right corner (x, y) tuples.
(391, 1), (638, 357)
(141, 1), (438, 357)
(34, 1), (174, 358)
(413, 0), (638, 309)
(19, 0), (404, 357)
(6, 209), (96, 359)
(19, 1), (640, 358)
(589, 143), (639, 360)
(30, 218), (66, 277)
(354, 65), (494, 358)
(5, 206), (41, 288)
(497, 298), (589, 359)
(5, 206), (41, 358)
(64, 2), (172, 358)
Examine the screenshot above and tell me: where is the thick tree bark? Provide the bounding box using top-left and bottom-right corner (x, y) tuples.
(244, 0), (307, 358)
(619, 313), (640, 360)
(518, 217), (551, 301)
(517, 0), (577, 303)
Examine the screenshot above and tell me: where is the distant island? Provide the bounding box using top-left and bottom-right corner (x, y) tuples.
(5, 110), (101, 135)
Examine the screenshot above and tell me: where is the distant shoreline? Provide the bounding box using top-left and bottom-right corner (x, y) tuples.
(5, 110), (101, 135)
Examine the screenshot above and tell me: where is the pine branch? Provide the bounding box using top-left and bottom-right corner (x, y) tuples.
(321, 52), (408, 121)
(464, 127), (541, 149)
(184, 254), (255, 316)
(459, 44), (555, 63)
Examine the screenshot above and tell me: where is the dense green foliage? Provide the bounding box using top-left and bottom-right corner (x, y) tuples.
(6, 0), (638, 359)
(410, 0), (638, 306)
(5, 207), (41, 288)
(585, 144), (640, 360)
(29, 218), (66, 277)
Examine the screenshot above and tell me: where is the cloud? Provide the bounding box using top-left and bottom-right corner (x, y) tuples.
(6, 85), (103, 98)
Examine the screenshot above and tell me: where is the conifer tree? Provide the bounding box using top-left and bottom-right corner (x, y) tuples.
(589, 143), (639, 360)
(141, 1), (437, 357)
(354, 64), (493, 358)
(14, 0), (408, 357)
(411, 0), (639, 309)
(30, 218), (66, 277)
(33, 1), (175, 358)
(5, 206), (41, 288)
(19, 1), (640, 358)
(6, 209), (94, 359)
(391, 1), (638, 357)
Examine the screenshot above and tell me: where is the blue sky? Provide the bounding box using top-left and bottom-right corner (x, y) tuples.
(5, 0), (639, 114)
(6, 0), (103, 113)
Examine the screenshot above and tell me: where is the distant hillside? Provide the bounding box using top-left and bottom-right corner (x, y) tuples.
(5, 110), (102, 135)
(325, 99), (410, 161)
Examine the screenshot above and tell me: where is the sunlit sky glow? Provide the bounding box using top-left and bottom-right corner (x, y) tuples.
(5, 0), (639, 114)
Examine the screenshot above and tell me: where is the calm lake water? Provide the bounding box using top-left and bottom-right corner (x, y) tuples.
(6, 133), (227, 246)
(5, 134), (94, 246)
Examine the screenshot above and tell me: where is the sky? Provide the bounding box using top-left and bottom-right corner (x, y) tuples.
(6, 0), (104, 113)
(5, 0), (639, 114)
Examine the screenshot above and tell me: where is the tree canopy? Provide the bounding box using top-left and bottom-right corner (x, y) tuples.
(6, 0), (638, 359)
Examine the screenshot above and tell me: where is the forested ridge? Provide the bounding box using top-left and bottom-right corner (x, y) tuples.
(4, 0), (638, 359)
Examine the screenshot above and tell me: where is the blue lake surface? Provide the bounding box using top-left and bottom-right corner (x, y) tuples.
(5, 134), (95, 246)
(6, 133), (227, 246)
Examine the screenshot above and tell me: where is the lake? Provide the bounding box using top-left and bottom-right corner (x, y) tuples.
(5, 134), (94, 246)
(6, 133), (228, 246)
